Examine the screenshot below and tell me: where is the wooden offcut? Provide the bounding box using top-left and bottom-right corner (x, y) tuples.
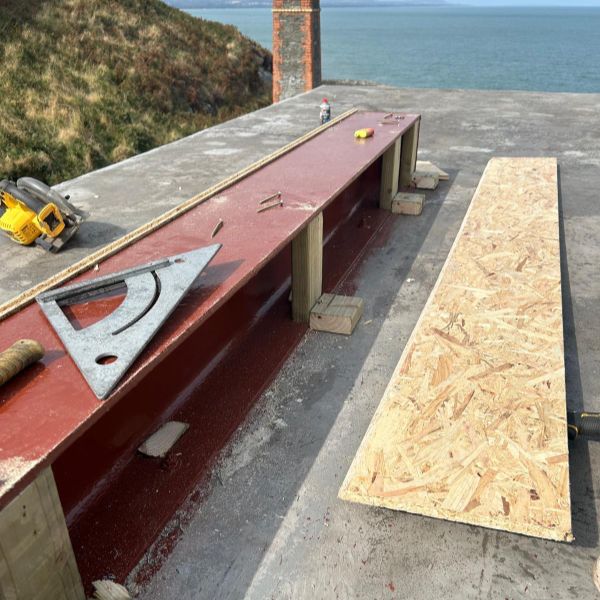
(138, 421), (189, 458)
(416, 160), (449, 181)
(310, 294), (364, 335)
(391, 192), (424, 216)
(340, 157), (572, 542)
(0, 468), (85, 600)
(292, 212), (323, 322)
(379, 138), (402, 210)
(92, 580), (132, 600)
(399, 119), (420, 188)
(412, 171), (440, 190)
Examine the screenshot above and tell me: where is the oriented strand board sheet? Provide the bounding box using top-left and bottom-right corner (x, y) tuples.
(340, 157), (572, 542)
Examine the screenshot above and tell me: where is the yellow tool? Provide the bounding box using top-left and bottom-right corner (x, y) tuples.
(354, 128), (375, 139)
(0, 178), (86, 252)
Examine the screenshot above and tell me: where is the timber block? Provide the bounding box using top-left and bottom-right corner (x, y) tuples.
(392, 192), (424, 216)
(412, 170), (440, 190)
(310, 294), (363, 335)
(416, 160), (449, 181)
(138, 421), (189, 458)
(399, 119), (420, 188)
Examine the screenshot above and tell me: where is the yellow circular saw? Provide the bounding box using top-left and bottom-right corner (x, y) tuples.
(0, 177), (86, 253)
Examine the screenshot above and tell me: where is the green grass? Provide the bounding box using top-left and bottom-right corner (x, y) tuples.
(0, 0), (272, 184)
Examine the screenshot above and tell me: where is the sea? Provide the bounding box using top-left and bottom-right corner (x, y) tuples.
(186, 6), (600, 93)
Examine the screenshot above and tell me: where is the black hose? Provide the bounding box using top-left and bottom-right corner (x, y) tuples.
(568, 411), (600, 440)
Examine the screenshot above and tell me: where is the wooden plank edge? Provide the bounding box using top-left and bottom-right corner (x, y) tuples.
(138, 421), (189, 458)
(309, 294), (364, 335)
(337, 485), (573, 542)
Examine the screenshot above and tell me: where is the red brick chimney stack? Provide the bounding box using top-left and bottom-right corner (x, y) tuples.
(272, 0), (322, 103)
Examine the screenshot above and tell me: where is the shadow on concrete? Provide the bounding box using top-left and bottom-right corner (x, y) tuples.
(136, 174), (454, 599)
(67, 221), (127, 249)
(558, 166), (598, 547)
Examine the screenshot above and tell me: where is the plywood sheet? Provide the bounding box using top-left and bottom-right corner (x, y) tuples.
(340, 157), (572, 542)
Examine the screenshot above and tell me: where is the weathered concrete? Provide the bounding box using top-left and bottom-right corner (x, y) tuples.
(5, 83), (600, 598)
(115, 84), (600, 599)
(0, 93), (328, 306)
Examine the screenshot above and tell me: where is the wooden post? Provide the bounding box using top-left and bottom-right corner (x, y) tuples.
(0, 468), (85, 600)
(379, 138), (402, 210)
(292, 212), (323, 322)
(399, 119), (420, 189)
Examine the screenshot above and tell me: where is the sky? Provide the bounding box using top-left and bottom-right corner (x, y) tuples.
(461, 1), (600, 5)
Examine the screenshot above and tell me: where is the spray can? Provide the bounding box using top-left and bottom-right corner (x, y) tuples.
(319, 98), (331, 125)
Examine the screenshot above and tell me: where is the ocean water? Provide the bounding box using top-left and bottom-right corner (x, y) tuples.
(187, 7), (600, 93)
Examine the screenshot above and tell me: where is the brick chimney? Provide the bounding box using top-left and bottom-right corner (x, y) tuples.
(272, 0), (322, 103)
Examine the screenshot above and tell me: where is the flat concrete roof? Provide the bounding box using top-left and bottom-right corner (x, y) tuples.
(115, 83), (600, 599)
(8, 83), (600, 598)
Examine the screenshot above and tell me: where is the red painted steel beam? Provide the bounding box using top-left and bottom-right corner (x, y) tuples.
(64, 164), (392, 588)
(0, 112), (419, 510)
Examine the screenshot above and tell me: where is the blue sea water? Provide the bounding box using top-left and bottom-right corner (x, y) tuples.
(186, 7), (600, 93)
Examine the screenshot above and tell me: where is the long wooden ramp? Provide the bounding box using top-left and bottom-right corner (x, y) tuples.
(340, 157), (573, 542)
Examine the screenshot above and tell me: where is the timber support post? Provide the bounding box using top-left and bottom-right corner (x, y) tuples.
(292, 212), (323, 322)
(399, 118), (421, 188)
(379, 138), (402, 210)
(0, 467), (85, 600)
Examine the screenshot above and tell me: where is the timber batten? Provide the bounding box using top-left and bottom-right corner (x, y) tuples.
(340, 157), (572, 542)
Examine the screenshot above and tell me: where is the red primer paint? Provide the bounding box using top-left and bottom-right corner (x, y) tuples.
(55, 164), (392, 588)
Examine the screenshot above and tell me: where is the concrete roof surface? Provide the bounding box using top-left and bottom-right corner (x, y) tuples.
(5, 82), (600, 598)
(115, 84), (600, 599)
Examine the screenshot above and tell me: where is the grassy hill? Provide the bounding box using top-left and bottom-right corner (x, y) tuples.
(0, 0), (272, 184)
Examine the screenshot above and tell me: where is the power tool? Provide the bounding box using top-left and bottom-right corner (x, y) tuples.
(0, 177), (86, 253)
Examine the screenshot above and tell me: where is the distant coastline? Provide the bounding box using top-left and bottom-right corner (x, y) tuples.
(169, 1), (455, 8)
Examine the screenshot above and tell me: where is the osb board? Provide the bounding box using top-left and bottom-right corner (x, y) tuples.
(340, 157), (572, 542)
